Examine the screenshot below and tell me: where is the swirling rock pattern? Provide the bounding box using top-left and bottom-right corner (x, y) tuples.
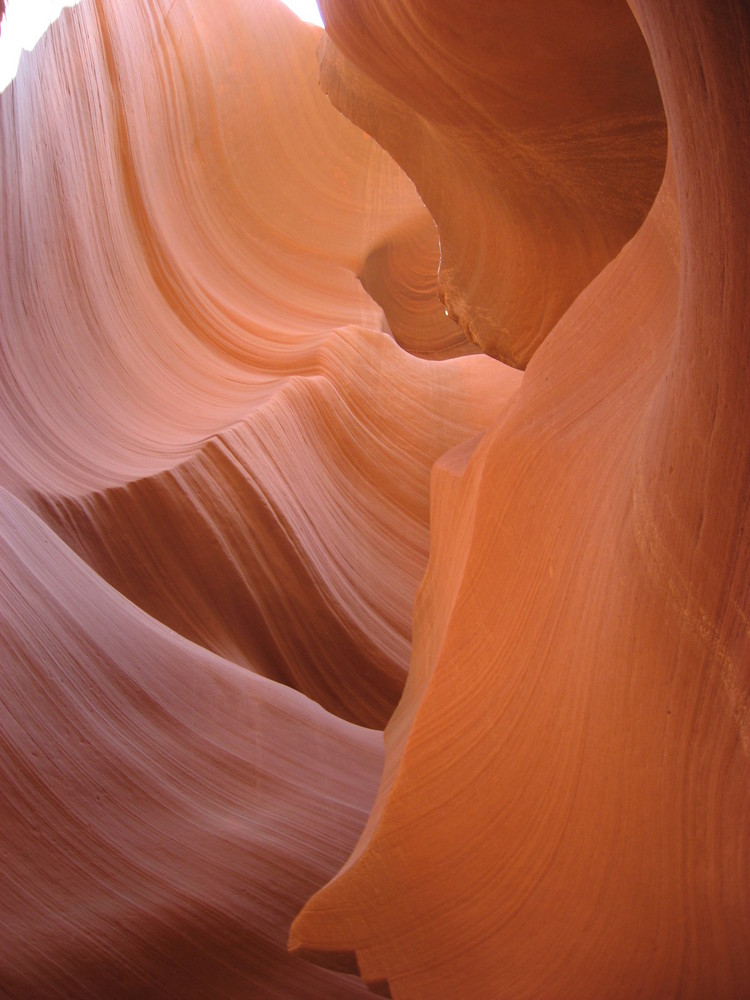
(290, 1), (750, 997)
(37, 332), (510, 728)
(2, 0), (748, 998)
(359, 214), (483, 360)
(315, 0), (667, 367)
(0, 0), (515, 993)
(1, 488), (380, 998)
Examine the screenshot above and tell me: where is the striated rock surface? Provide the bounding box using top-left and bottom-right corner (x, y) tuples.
(358, 214), (483, 360)
(37, 331), (509, 728)
(3, 0), (748, 998)
(0, 0), (490, 499)
(291, 1), (750, 997)
(0, 0), (513, 711)
(1, 488), (381, 998)
(0, 0), (515, 993)
(315, 0), (667, 367)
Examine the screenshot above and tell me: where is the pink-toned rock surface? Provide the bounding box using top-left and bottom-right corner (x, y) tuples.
(36, 330), (508, 727)
(0, 0), (465, 497)
(3, 0), (748, 997)
(1, 0), (513, 720)
(1, 488), (380, 998)
(0, 0), (515, 993)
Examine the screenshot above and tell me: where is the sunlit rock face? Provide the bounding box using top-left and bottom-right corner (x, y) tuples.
(290, 1), (750, 997)
(0, 0), (514, 994)
(1, 0), (748, 998)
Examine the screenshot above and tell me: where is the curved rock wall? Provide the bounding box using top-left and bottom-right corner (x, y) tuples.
(2, 0), (748, 998)
(291, 2), (750, 997)
(315, 0), (667, 367)
(0, 0), (514, 993)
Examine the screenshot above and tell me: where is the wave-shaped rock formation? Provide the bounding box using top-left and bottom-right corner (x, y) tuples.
(1, 0), (747, 997)
(313, 0), (667, 369)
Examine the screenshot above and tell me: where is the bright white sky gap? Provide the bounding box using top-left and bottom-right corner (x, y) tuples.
(0, 0), (81, 92)
(0, 0), (323, 93)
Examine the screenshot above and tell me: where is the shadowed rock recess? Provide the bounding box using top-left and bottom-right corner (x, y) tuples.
(1, 1), (747, 998)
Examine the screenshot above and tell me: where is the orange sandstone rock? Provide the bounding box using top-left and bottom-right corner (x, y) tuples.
(315, 0), (667, 367)
(359, 214), (482, 360)
(0, 0), (471, 499)
(0, 0), (517, 993)
(291, 2), (750, 997)
(37, 331), (511, 728)
(1, 0), (514, 737)
(4, 0), (746, 996)
(0, 489), (380, 998)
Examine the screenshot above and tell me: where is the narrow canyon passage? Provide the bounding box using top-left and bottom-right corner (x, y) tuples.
(1, 1), (748, 998)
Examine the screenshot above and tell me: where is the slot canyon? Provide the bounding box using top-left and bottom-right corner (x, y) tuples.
(1, 0), (748, 997)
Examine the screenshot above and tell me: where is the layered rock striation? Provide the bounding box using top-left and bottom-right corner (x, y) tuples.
(2, 0), (748, 998)
(291, 1), (750, 997)
(313, 0), (667, 367)
(0, 0), (513, 993)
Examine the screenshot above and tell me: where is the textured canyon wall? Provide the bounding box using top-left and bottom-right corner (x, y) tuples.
(0, 0), (515, 994)
(1, 0), (748, 998)
(312, 0), (667, 368)
(290, 1), (750, 997)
